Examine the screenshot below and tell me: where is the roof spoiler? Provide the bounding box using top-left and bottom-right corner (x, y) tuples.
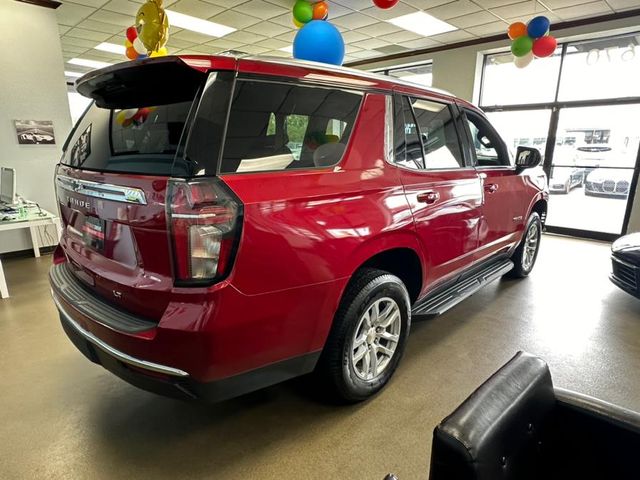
(75, 56), (227, 109)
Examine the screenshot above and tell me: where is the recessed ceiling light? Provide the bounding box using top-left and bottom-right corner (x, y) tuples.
(388, 11), (456, 37)
(64, 71), (83, 78)
(166, 10), (236, 38)
(279, 45), (293, 54)
(68, 58), (113, 69)
(95, 42), (125, 55)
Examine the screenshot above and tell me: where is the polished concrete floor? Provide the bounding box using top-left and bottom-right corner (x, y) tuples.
(2, 235), (640, 479)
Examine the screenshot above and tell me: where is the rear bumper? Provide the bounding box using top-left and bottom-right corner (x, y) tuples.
(49, 261), (336, 401)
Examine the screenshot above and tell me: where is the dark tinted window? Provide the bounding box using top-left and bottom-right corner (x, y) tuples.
(410, 98), (464, 169)
(61, 100), (195, 175)
(219, 80), (362, 174)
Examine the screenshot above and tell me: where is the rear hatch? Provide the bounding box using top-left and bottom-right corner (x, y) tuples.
(56, 56), (235, 321)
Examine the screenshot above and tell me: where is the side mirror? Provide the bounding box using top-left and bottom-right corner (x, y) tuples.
(515, 146), (542, 172)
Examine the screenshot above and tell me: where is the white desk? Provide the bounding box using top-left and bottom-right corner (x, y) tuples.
(0, 208), (62, 298)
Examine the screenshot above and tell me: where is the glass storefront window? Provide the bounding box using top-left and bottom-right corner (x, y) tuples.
(485, 109), (552, 159)
(374, 63), (433, 87)
(387, 64), (433, 87)
(558, 34), (640, 101)
(480, 48), (562, 106)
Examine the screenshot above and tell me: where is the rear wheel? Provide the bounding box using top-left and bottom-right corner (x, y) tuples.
(507, 212), (542, 278)
(317, 268), (411, 402)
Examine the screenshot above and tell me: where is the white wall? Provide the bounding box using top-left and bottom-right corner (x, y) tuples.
(356, 14), (640, 234)
(0, 1), (72, 254)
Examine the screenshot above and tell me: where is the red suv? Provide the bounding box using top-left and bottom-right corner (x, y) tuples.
(50, 55), (548, 402)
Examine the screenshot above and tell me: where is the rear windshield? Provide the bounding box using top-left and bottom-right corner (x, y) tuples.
(61, 100), (194, 175)
(219, 80), (362, 174)
(62, 71), (363, 177)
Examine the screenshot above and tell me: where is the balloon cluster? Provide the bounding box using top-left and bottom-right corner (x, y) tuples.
(292, 0), (328, 27)
(115, 107), (155, 128)
(292, 1), (344, 66)
(124, 0), (169, 61)
(508, 16), (557, 68)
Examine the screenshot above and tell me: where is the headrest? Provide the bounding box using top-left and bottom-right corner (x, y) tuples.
(313, 142), (346, 167)
(429, 351), (555, 480)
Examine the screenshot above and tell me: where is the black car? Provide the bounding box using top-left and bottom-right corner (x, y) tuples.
(610, 233), (640, 298)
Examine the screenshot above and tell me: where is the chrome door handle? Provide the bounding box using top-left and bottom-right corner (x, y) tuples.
(484, 183), (498, 194)
(417, 191), (439, 204)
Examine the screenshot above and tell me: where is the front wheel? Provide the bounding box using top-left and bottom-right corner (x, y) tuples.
(507, 212), (542, 278)
(317, 268), (411, 403)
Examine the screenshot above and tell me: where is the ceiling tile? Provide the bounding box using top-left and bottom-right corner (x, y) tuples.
(270, 13), (297, 28)
(352, 37), (393, 50)
(553, 0), (613, 19)
(401, 37), (442, 49)
(275, 30), (297, 42)
(490, 2), (550, 19)
(233, 0), (289, 19)
(349, 50), (380, 59)
(171, 29), (225, 43)
(427, 0), (483, 20)
(56, 2), (95, 26)
(332, 13), (379, 29)
(360, 3), (419, 20)
(404, 0), (456, 8)
(66, 27), (112, 42)
(325, 3), (353, 18)
(89, 10), (135, 27)
(61, 36), (98, 48)
(204, 38), (245, 49)
(61, 0), (110, 6)
(465, 20), (509, 36)
(256, 38), (290, 50)
(210, 10), (262, 29)
(170, 0), (224, 18)
(244, 21), (290, 37)
(266, 50), (292, 58)
(383, 30), (424, 43)
(164, 37), (198, 49)
(448, 10), (499, 28)
(224, 30), (268, 44)
(430, 29), (476, 43)
(332, 0), (373, 10)
(606, 0), (640, 10)
(62, 45), (89, 55)
(201, 0), (250, 7)
(239, 44), (271, 54)
(543, 0), (587, 8)
(76, 19), (126, 34)
(341, 30), (374, 43)
(59, 25), (71, 35)
(355, 22), (403, 37)
(101, 0), (139, 16)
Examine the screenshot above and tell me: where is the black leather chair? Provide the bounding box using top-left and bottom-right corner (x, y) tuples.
(429, 351), (640, 480)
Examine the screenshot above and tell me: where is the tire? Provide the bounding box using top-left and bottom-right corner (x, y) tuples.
(317, 268), (411, 403)
(507, 212), (542, 278)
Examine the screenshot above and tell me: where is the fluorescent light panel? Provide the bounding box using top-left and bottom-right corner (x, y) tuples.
(68, 58), (113, 69)
(388, 11), (456, 37)
(166, 10), (236, 38)
(64, 71), (83, 78)
(279, 45), (293, 53)
(95, 42), (126, 54)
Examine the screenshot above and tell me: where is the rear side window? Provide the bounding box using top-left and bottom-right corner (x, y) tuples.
(219, 80), (362, 174)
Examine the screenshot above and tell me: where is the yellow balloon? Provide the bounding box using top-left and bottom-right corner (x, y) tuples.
(150, 47), (168, 57)
(293, 16), (304, 28)
(115, 110), (128, 125)
(136, 0), (169, 53)
(124, 39), (133, 49)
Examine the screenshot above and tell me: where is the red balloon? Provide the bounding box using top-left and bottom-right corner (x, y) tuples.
(126, 26), (137, 43)
(372, 0), (399, 8)
(532, 35), (557, 58)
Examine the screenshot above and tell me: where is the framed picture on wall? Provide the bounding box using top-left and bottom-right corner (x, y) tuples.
(14, 120), (55, 145)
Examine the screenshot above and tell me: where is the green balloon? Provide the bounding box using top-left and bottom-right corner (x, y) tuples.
(293, 0), (313, 24)
(511, 35), (533, 57)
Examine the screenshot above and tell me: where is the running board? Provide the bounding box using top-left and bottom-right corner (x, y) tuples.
(411, 259), (514, 316)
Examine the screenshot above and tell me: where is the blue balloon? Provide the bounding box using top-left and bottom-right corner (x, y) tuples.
(293, 20), (345, 66)
(527, 16), (550, 39)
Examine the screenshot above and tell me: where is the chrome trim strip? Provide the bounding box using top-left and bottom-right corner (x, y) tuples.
(51, 291), (189, 377)
(612, 255), (638, 270)
(56, 175), (147, 205)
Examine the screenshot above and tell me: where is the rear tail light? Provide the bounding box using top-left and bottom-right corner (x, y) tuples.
(167, 178), (242, 286)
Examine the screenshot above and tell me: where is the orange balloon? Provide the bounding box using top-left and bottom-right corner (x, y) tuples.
(508, 22), (527, 40)
(312, 1), (329, 20)
(125, 46), (137, 60)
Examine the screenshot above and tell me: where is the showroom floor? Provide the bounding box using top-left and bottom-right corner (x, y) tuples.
(2, 235), (640, 479)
